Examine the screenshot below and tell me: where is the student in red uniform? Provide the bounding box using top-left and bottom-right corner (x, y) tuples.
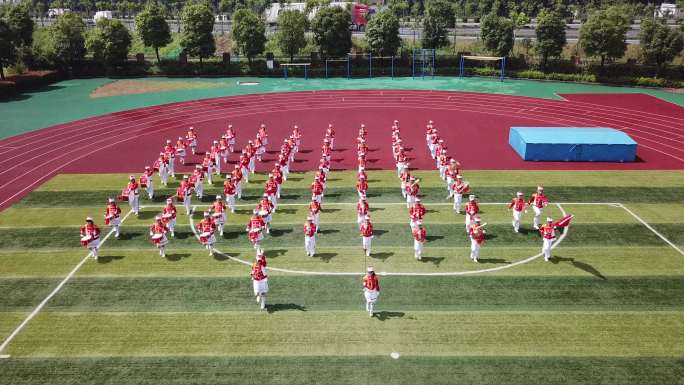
(412, 223), (427, 260)
(409, 198), (426, 230)
(528, 186), (549, 230)
(175, 136), (186, 165)
(186, 126), (198, 155)
(448, 175), (469, 213)
(162, 198), (177, 237)
(149, 215), (169, 258)
(311, 177), (324, 203)
(164, 139), (176, 178)
(104, 198), (122, 238)
(126, 175), (140, 216)
(140, 166), (154, 200)
(357, 198), (369, 228)
(196, 212), (217, 257)
(246, 211), (265, 254)
(363, 266), (380, 317)
(177, 175), (193, 215)
(309, 198), (321, 231)
(539, 217), (557, 262)
(223, 178), (237, 213)
(80, 217), (101, 259)
(356, 175), (368, 199)
(211, 195), (227, 236)
(468, 216), (486, 263)
(304, 217), (317, 257)
(508, 192), (526, 233)
(360, 216), (374, 257)
(251, 257), (268, 310)
(464, 194), (479, 232)
(405, 177), (420, 208)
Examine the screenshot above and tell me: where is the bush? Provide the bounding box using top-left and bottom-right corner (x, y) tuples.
(0, 80), (17, 98)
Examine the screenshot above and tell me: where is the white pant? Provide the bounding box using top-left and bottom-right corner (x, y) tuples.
(533, 206), (542, 228)
(357, 214), (366, 227)
(226, 194), (236, 212)
(406, 194), (416, 207)
(312, 212), (320, 228)
(195, 182), (203, 198)
(205, 168), (213, 185)
(305, 235), (316, 255)
(414, 239), (423, 259)
(470, 239), (480, 260)
(168, 157), (175, 176)
(183, 195), (192, 214)
(362, 236), (372, 256)
(453, 194), (462, 212)
(465, 213), (473, 231)
(364, 288), (379, 303)
(129, 193), (139, 214)
(214, 154), (221, 174)
(512, 210), (523, 231)
(166, 218), (176, 234)
(253, 278), (268, 295)
(146, 181), (154, 199)
(542, 238), (555, 261)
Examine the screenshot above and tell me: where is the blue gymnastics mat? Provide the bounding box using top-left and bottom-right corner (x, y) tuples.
(509, 127), (637, 162)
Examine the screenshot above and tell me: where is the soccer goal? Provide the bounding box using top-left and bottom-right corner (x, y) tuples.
(346, 53), (397, 79)
(459, 55), (507, 82)
(412, 49), (436, 79)
(281, 63), (311, 79)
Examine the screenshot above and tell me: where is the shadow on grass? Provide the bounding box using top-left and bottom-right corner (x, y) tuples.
(323, 208), (342, 213)
(426, 235), (444, 241)
(318, 229), (339, 235)
(137, 211), (158, 220)
(477, 258), (509, 264)
(420, 256), (445, 265)
(270, 228), (293, 237)
(315, 252), (337, 262)
(551, 256), (606, 280)
(97, 255), (125, 264)
(375, 311), (405, 321)
(267, 303), (307, 313)
(274, 208), (297, 214)
(371, 252), (394, 261)
(369, 207), (385, 212)
(166, 253), (191, 262)
(265, 249), (288, 258)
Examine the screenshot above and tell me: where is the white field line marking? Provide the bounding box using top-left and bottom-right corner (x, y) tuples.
(618, 203), (684, 256)
(143, 201), (622, 208)
(0, 209), (134, 358)
(189, 203), (570, 276)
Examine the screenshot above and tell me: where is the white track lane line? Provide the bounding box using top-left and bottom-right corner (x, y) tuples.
(188, 202), (570, 276)
(0, 209), (135, 358)
(618, 203), (684, 256)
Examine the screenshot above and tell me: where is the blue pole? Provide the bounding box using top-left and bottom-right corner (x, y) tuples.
(412, 50), (415, 78)
(432, 50), (435, 78)
(325, 60), (328, 79)
(347, 55), (351, 79)
(305, 64), (308, 80)
(500, 57), (505, 82)
(284, 65), (287, 79)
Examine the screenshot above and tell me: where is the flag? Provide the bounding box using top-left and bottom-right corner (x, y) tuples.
(554, 215), (573, 228)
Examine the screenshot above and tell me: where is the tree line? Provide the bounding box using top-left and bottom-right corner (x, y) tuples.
(1, 0), (682, 80)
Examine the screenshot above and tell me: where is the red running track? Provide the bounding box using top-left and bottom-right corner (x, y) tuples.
(0, 90), (683, 211)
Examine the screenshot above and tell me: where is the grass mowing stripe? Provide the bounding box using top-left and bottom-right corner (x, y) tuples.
(2, 276), (683, 312)
(36, 170), (684, 191)
(0, 223), (678, 250)
(15, 186), (684, 207)
(1, 356), (682, 385)
(7, 311), (684, 357)
(1, 203), (637, 227)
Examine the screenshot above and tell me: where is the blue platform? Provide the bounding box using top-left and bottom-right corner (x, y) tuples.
(509, 127), (637, 162)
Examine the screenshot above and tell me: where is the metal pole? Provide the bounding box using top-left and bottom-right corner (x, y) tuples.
(347, 55), (351, 79)
(369, 53), (372, 79)
(412, 50), (415, 78)
(325, 60), (328, 79)
(391, 56), (394, 79)
(305, 65), (308, 80)
(432, 50), (435, 79)
(284, 65), (288, 79)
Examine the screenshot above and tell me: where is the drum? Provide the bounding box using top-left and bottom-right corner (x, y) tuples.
(162, 213), (173, 220)
(199, 231), (212, 244)
(151, 233), (164, 245)
(258, 209), (268, 217)
(80, 234), (92, 246)
(104, 214), (112, 225)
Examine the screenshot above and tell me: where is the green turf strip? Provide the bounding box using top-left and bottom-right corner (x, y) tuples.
(2, 276), (683, 312)
(0, 223), (677, 250)
(1, 246), (682, 279)
(15, 185), (684, 207)
(1, 202), (631, 227)
(0, 356), (682, 385)
(6, 311), (683, 356)
(36, 171), (684, 191)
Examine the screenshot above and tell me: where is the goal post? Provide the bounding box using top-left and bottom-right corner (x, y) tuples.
(412, 49), (436, 79)
(459, 55), (507, 82)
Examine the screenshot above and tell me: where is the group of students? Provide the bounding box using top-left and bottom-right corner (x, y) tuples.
(302, 124), (334, 257)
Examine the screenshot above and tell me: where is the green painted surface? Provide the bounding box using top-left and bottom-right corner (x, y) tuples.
(1, 76), (682, 139)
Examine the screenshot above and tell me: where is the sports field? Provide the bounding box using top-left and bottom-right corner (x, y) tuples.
(1, 168), (683, 384)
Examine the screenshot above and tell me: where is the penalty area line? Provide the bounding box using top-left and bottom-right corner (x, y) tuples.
(0, 209), (135, 358)
(617, 203), (684, 256)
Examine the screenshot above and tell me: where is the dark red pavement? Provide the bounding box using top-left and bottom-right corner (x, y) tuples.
(0, 90), (682, 211)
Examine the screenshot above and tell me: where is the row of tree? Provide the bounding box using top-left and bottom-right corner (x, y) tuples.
(1, 1), (682, 79)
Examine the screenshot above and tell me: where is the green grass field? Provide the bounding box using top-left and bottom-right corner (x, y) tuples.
(0, 170), (683, 384)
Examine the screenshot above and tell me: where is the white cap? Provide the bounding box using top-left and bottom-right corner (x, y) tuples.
(155, 215), (161, 220)
(469, 195), (476, 201)
(166, 198), (173, 203)
(85, 216), (93, 222)
(367, 266), (374, 272)
(394, 119), (399, 124)
(361, 124), (365, 128)
(108, 198), (115, 203)
(166, 139), (171, 143)
(516, 191), (523, 196)
(428, 120), (433, 124)
(228, 124), (233, 128)
(183, 175), (188, 179)
(364, 215), (370, 220)
(328, 123), (333, 128)
(203, 212), (210, 217)
(538, 186), (544, 191)
(474, 216), (481, 222)
(547, 217), (553, 222)
(145, 166), (151, 170)
(307, 216), (313, 221)
(415, 197), (421, 202)
(293, 125), (298, 129)
(216, 195), (222, 200)
(213, 140), (218, 144)
(457, 175), (463, 179)
(178, 136), (183, 140)
(189, 126), (194, 130)
(129, 175), (135, 180)
(260, 124), (266, 128)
